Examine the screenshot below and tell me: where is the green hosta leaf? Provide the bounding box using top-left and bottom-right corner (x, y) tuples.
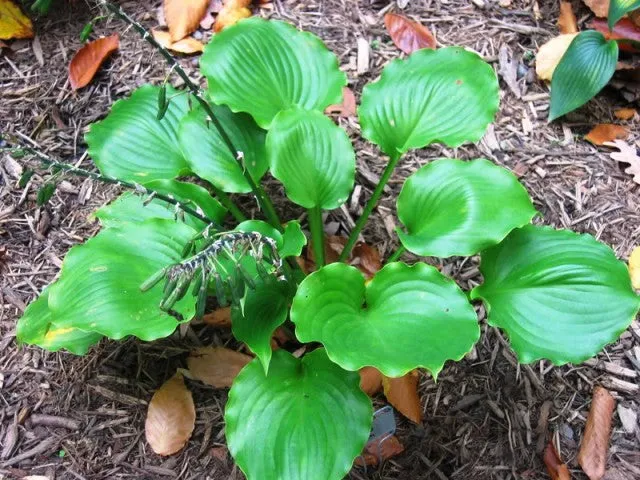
(609, 0), (640, 30)
(178, 104), (268, 193)
(86, 84), (190, 181)
(549, 31), (618, 121)
(231, 277), (294, 373)
(201, 18), (346, 129)
(37, 183), (56, 206)
(291, 262), (480, 378)
(470, 225), (640, 364)
(397, 159), (537, 257)
(225, 348), (372, 480)
(47, 219), (197, 341)
(17, 289), (102, 355)
(358, 47), (499, 157)
(267, 108), (355, 210)
(236, 220), (306, 258)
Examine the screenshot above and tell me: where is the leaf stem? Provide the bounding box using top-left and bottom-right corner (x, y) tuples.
(308, 206), (325, 268)
(386, 245), (406, 263)
(210, 185), (247, 222)
(101, 1), (283, 231)
(339, 152), (402, 262)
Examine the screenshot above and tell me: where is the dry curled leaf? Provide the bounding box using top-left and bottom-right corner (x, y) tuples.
(0, 0), (33, 40)
(359, 366), (383, 396)
(305, 236), (381, 279)
(69, 34), (119, 90)
(584, 124), (629, 145)
(152, 29), (204, 54)
(536, 33), (578, 81)
(164, 0), (209, 41)
(215, 0), (251, 32)
(604, 139), (640, 185)
(629, 246), (640, 289)
(202, 306), (232, 327)
(187, 346), (251, 388)
(354, 435), (405, 467)
(382, 371), (422, 424)
(583, 0), (609, 17)
(614, 108), (637, 120)
(145, 373), (196, 456)
(558, 2), (578, 34)
(578, 386), (616, 480)
(325, 87), (357, 118)
(384, 12), (436, 54)
(543, 441), (571, 480)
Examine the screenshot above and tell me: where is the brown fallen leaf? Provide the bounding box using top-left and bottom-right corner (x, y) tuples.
(384, 12), (436, 55)
(604, 139), (640, 185)
(164, 0), (209, 41)
(325, 87), (357, 118)
(536, 33), (578, 81)
(558, 2), (578, 34)
(202, 306), (232, 327)
(614, 108), (637, 120)
(629, 246), (640, 289)
(305, 236), (381, 279)
(631, 9), (640, 28)
(584, 124), (629, 146)
(68, 34), (119, 90)
(215, 0), (252, 32)
(382, 371), (422, 424)
(145, 373), (196, 456)
(200, 0), (223, 29)
(187, 346), (251, 388)
(543, 441), (571, 480)
(590, 18), (640, 53)
(0, 0), (33, 40)
(583, 0), (609, 17)
(152, 29), (204, 54)
(354, 435), (405, 467)
(359, 367), (383, 396)
(578, 386), (616, 480)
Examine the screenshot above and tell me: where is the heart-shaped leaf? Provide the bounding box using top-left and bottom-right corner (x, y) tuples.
(86, 84), (190, 182)
(291, 262), (480, 378)
(178, 104), (268, 193)
(267, 108), (355, 210)
(225, 348), (372, 480)
(46, 219), (197, 341)
(235, 219), (307, 259)
(470, 225), (640, 364)
(608, 0), (640, 30)
(396, 159), (537, 257)
(200, 18), (346, 128)
(549, 31), (618, 121)
(358, 47), (499, 157)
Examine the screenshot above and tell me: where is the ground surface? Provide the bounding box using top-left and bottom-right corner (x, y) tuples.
(1, 0), (639, 479)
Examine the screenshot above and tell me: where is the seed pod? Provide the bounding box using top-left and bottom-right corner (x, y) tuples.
(236, 263), (256, 289)
(156, 85), (169, 121)
(161, 275), (190, 311)
(255, 260), (271, 281)
(195, 279), (208, 319)
(191, 268), (203, 295)
(163, 274), (178, 297)
(140, 266), (169, 292)
(213, 273), (228, 307)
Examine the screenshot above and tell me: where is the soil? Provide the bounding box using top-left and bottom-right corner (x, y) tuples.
(1, 0), (639, 479)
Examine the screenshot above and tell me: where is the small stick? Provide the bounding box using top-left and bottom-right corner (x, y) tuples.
(1, 437), (58, 467)
(29, 414), (81, 430)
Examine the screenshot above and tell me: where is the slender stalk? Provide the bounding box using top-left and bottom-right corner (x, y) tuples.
(339, 152), (402, 262)
(308, 206), (325, 268)
(101, 1), (282, 230)
(6, 144), (220, 227)
(210, 185), (247, 222)
(386, 245), (406, 263)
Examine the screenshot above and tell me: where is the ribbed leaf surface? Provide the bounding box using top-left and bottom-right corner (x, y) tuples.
(608, 0), (640, 29)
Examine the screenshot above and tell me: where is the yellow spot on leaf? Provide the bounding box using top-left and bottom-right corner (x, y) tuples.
(90, 265), (108, 272)
(0, 0), (33, 40)
(43, 327), (75, 343)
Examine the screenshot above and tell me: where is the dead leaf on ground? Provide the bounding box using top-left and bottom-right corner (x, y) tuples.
(584, 124), (629, 145)
(200, 0), (223, 29)
(614, 108), (637, 120)
(215, 0), (252, 32)
(152, 29), (204, 54)
(354, 435), (405, 467)
(304, 236), (381, 279)
(187, 346), (251, 388)
(631, 9), (640, 28)
(543, 441), (571, 480)
(68, 34), (119, 90)
(164, 0), (209, 41)
(145, 373), (196, 456)
(604, 139), (640, 185)
(0, 0), (33, 40)
(384, 12), (436, 54)
(202, 306), (232, 327)
(536, 33), (578, 81)
(590, 18), (640, 53)
(578, 386), (616, 480)
(558, 2), (578, 34)
(583, 0), (609, 17)
(629, 246), (640, 289)
(359, 366), (383, 396)
(325, 87), (357, 118)
(382, 371), (422, 424)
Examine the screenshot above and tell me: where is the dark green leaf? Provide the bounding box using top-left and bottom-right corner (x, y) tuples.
(608, 0), (640, 30)
(80, 22), (93, 42)
(37, 183), (56, 206)
(18, 169), (34, 188)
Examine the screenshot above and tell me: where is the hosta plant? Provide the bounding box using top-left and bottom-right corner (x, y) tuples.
(13, 7), (640, 480)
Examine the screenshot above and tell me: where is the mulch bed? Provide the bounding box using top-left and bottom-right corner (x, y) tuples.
(1, 0), (639, 479)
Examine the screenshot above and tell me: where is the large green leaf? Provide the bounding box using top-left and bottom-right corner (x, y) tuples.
(396, 159), (537, 257)
(549, 31), (618, 121)
(178, 104), (268, 193)
(86, 84), (190, 181)
(236, 220), (307, 258)
(291, 262), (480, 378)
(225, 348), (372, 480)
(266, 108), (355, 210)
(470, 225), (640, 364)
(358, 47), (499, 157)
(200, 18), (346, 129)
(17, 289), (102, 355)
(47, 219), (197, 341)
(608, 0), (640, 30)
